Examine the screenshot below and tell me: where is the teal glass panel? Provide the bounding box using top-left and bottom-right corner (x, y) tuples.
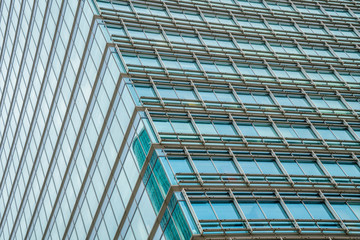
(306, 203), (333, 219)
(213, 160), (238, 173)
(193, 159), (217, 173)
(286, 202), (312, 219)
(239, 202), (264, 219)
(192, 202), (217, 220)
(212, 202), (240, 219)
(332, 204), (358, 220)
(260, 202), (288, 219)
(257, 161), (282, 174)
(169, 158), (193, 173)
(237, 124), (258, 136)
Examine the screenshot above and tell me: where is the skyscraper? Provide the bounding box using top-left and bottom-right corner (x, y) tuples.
(1, 0), (360, 239)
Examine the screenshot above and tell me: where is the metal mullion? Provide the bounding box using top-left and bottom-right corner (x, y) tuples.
(228, 147), (250, 186)
(274, 189), (302, 233)
(271, 150), (294, 186)
(229, 188), (253, 233)
(181, 189), (204, 234)
(311, 151), (338, 187)
(266, 86), (286, 113)
(342, 119), (360, 142)
(302, 89), (323, 117)
(319, 190), (349, 233)
(267, 115), (288, 145)
(144, 108), (162, 143)
(228, 112), (247, 145)
(184, 146), (204, 186)
(187, 110), (206, 144)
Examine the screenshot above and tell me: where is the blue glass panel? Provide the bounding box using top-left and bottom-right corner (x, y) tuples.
(332, 204), (358, 220)
(286, 202), (312, 219)
(282, 161), (304, 175)
(339, 163), (360, 176)
(214, 123), (237, 135)
(192, 202), (217, 220)
(257, 161), (282, 174)
(213, 160), (238, 173)
(212, 202), (240, 219)
(237, 124), (258, 136)
(193, 159), (217, 173)
(305, 203), (333, 219)
(238, 160), (261, 174)
(260, 202), (288, 219)
(298, 162), (324, 175)
(169, 158), (193, 173)
(239, 202), (265, 219)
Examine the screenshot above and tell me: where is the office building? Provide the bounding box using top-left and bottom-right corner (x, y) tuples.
(1, 0), (360, 239)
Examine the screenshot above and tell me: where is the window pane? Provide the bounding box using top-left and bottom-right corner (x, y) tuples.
(257, 161), (282, 174)
(260, 202), (288, 219)
(238, 160), (261, 174)
(286, 202), (311, 219)
(172, 121), (195, 133)
(305, 203), (333, 219)
(298, 162), (324, 175)
(237, 124), (258, 136)
(196, 122), (217, 135)
(255, 125), (278, 137)
(214, 123), (237, 135)
(213, 160), (238, 173)
(193, 159), (217, 173)
(192, 202), (217, 220)
(168, 158), (193, 173)
(332, 204), (358, 220)
(239, 202), (265, 219)
(212, 202), (240, 219)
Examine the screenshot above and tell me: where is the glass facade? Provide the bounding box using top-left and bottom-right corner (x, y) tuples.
(0, 0), (360, 239)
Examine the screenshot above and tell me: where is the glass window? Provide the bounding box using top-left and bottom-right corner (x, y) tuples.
(213, 159), (238, 173)
(196, 122), (217, 135)
(238, 92), (274, 106)
(172, 121), (195, 134)
(268, 22), (297, 32)
(260, 202), (288, 219)
(154, 120), (174, 132)
(296, 5), (323, 15)
(212, 202), (240, 219)
(278, 125), (316, 139)
(316, 127), (354, 141)
(192, 202), (217, 220)
(237, 18), (267, 29)
(168, 158), (193, 173)
(286, 202), (312, 219)
(272, 68), (305, 79)
(330, 28), (357, 37)
(193, 159), (217, 173)
(340, 162), (360, 176)
(306, 203), (333, 219)
(237, 124), (258, 136)
(135, 86), (156, 98)
(237, 65), (271, 76)
(238, 160), (261, 174)
(237, 0), (265, 8)
(239, 202), (265, 219)
(267, 2), (294, 12)
(339, 73), (360, 84)
(271, 44), (301, 54)
(311, 98), (346, 109)
(300, 25), (327, 35)
(275, 95), (310, 107)
(332, 204), (358, 220)
(282, 160), (324, 176)
(214, 123), (237, 135)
